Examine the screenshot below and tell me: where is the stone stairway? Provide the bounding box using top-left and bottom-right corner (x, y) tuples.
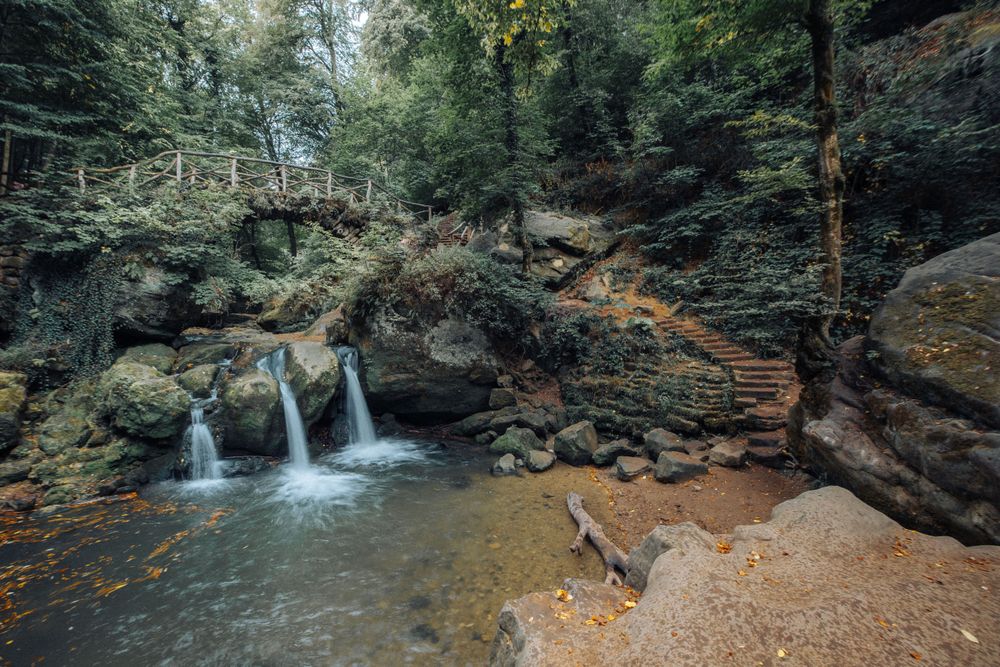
(653, 314), (799, 467)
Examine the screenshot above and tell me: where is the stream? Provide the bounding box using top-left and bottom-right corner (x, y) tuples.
(0, 440), (610, 665)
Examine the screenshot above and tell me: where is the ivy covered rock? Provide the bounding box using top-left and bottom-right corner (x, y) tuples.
(0, 371), (27, 453)
(218, 368), (284, 456)
(284, 341), (341, 426)
(98, 361), (189, 440)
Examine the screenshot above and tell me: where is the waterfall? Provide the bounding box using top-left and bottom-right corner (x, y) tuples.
(336, 346), (377, 445)
(188, 397), (221, 480)
(258, 348), (310, 469)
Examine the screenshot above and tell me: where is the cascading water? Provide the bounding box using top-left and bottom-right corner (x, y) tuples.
(188, 396), (221, 481)
(257, 348), (310, 469)
(336, 346), (377, 445)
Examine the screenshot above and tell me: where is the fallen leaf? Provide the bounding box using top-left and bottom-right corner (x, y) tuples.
(910, 651), (922, 661)
(777, 648), (787, 658)
(960, 629), (979, 644)
(555, 589), (573, 603)
(738, 569), (748, 576)
(716, 541), (732, 554)
(623, 600), (637, 609)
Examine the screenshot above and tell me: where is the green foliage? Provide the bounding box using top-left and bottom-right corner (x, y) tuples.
(347, 246), (551, 345)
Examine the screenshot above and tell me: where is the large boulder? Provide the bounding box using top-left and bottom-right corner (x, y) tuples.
(867, 231), (999, 428)
(553, 421), (598, 466)
(0, 371), (27, 453)
(352, 309), (500, 421)
(218, 368), (284, 456)
(790, 336), (1000, 545)
(98, 361), (189, 440)
(114, 264), (203, 341)
(284, 341), (341, 425)
(653, 451), (708, 483)
(492, 487), (1000, 666)
(523, 211), (615, 287)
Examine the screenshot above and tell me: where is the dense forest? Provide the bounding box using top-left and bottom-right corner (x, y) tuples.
(3, 0), (998, 371)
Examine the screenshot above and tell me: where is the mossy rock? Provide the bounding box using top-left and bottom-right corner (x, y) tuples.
(0, 370), (27, 453)
(38, 412), (91, 455)
(177, 364), (218, 398)
(119, 343), (177, 374)
(98, 360), (190, 440)
(489, 426), (544, 459)
(284, 341), (341, 426)
(868, 232), (1000, 428)
(219, 368), (284, 456)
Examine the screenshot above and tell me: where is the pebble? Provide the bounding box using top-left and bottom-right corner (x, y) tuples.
(693, 485), (703, 492)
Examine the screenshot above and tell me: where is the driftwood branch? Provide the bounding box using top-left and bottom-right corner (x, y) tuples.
(567, 491), (629, 586)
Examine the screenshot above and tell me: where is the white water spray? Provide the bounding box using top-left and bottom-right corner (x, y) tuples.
(258, 348), (310, 469)
(336, 346), (377, 445)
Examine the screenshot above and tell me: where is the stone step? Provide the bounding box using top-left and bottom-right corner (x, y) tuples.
(734, 397), (758, 408)
(703, 343), (742, 352)
(735, 387), (780, 400)
(728, 360), (794, 373)
(735, 378), (789, 389)
(747, 431), (785, 447)
(747, 445), (786, 469)
(715, 353), (756, 362)
(734, 371), (794, 381)
(745, 405), (788, 430)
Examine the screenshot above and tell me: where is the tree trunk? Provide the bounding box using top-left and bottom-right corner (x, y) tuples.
(797, 0), (845, 406)
(286, 219), (298, 257)
(567, 492), (628, 586)
(0, 129), (10, 195)
(495, 46), (533, 275)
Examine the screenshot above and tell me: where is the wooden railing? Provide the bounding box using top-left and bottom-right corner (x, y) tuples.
(72, 150), (434, 222)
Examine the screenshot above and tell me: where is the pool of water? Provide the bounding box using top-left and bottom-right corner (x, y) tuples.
(0, 440), (610, 665)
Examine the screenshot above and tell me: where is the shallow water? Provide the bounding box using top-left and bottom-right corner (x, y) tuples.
(0, 440), (611, 666)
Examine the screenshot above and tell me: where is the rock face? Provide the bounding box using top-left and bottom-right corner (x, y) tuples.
(352, 308), (499, 421)
(867, 231), (999, 428)
(490, 487), (1000, 666)
(114, 264), (203, 341)
(0, 371), (27, 453)
(284, 341), (341, 425)
(553, 421), (598, 466)
(789, 237), (1000, 545)
(219, 368), (285, 455)
(790, 336), (1000, 544)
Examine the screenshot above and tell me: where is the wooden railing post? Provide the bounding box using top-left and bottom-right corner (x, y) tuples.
(230, 158), (238, 187)
(175, 151), (182, 182)
(128, 164), (136, 191)
(326, 172), (332, 197)
(280, 164), (287, 193)
(427, 206), (433, 223)
(366, 179), (372, 201)
(77, 169), (85, 192)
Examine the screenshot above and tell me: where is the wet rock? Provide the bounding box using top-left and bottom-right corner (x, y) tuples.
(709, 440), (746, 467)
(218, 368), (284, 456)
(489, 387), (517, 410)
(452, 408), (517, 437)
(284, 341), (341, 426)
(301, 305), (348, 344)
(474, 431), (497, 446)
(221, 456), (274, 477)
(177, 364), (217, 398)
(867, 231), (999, 428)
(653, 451), (708, 483)
(42, 484), (82, 507)
(624, 522), (716, 592)
(377, 413), (403, 437)
(550, 421), (596, 466)
(526, 449), (556, 472)
(38, 412), (90, 455)
(615, 456), (651, 481)
(0, 371), (27, 453)
(643, 428), (686, 458)
(175, 342), (236, 369)
(592, 439), (643, 466)
(0, 458), (32, 485)
(142, 453), (179, 482)
(119, 343), (177, 374)
(492, 453), (518, 476)
(490, 427), (545, 459)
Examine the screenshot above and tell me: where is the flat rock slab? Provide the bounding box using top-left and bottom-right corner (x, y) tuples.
(614, 456), (651, 481)
(709, 440), (747, 467)
(489, 486), (1000, 666)
(654, 451), (708, 483)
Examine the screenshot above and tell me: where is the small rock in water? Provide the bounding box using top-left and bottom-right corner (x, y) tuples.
(492, 453), (519, 476)
(475, 430), (497, 446)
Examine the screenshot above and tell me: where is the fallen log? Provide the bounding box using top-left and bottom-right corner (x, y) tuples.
(567, 491), (629, 586)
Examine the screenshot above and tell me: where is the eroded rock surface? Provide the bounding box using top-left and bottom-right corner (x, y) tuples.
(491, 487), (1000, 666)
